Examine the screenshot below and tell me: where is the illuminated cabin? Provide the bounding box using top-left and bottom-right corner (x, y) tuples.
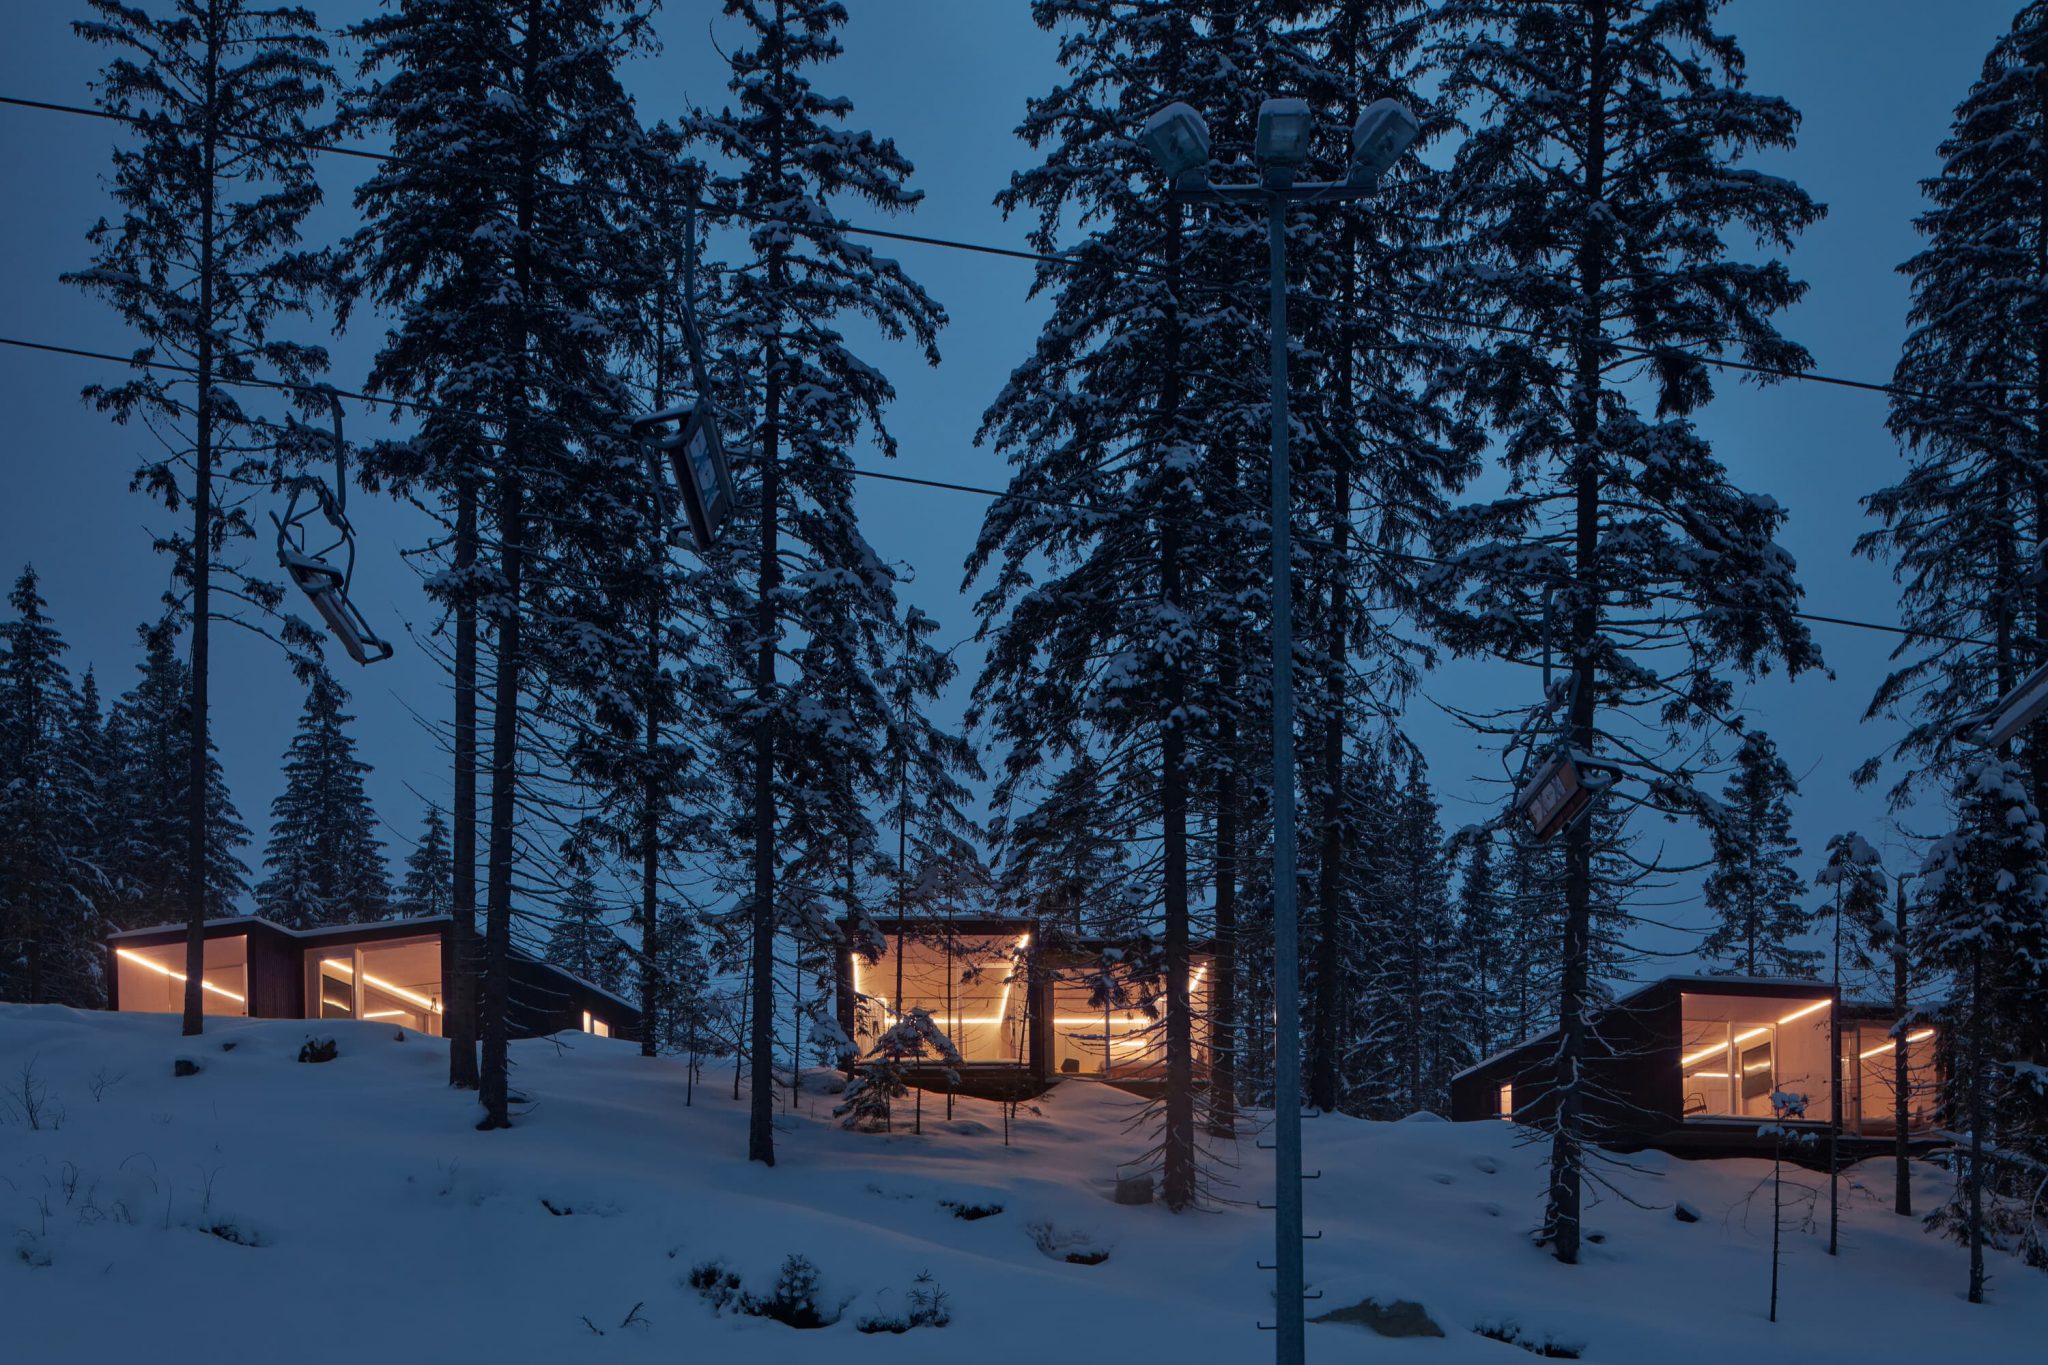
(837, 918), (1214, 1095)
(106, 915), (637, 1042)
(1448, 976), (1938, 1161)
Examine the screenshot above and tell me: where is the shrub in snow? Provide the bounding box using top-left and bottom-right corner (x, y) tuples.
(687, 1260), (744, 1314)
(834, 1008), (961, 1133)
(689, 1254), (840, 1328)
(1473, 1320), (1583, 1358)
(1026, 1219), (1110, 1265)
(761, 1253), (834, 1328)
(297, 1038), (337, 1065)
(855, 1272), (951, 1333)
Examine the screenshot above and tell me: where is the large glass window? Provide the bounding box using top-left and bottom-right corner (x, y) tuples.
(1680, 993), (1833, 1122)
(851, 930), (1030, 1064)
(114, 936), (249, 1017)
(1840, 1019), (1937, 1136)
(1047, 956), (1210, 1080)
(306, 936), (444, 1036)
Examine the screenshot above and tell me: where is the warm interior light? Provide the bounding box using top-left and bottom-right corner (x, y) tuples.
(116, 947), (246, 1004)
(322, 957), (442, 1013)
(1682, 1026), (1767, 1069)
(1678, 1000), (1829, 1070)
(1860, 1028), (1935, 1060)
(1691, 1071), (1730, 1079)
(362, 1010), (407, 1020)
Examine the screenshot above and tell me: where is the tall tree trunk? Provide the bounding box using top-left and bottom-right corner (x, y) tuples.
(478, 3), (542, 1130)
(1893, 874), (1912, 1216)
(1310, 63), (1362, 1122)
(748, 290), (784, 1168)
(182, 9), (222, 1039)
(1548, 0), (1611, 1267)
(449, 473), (480, 1087)
(1967, 943), (1986, 1304)
(640, 592), (662, 1059)
(1160, 199), (1195, 1211)
(1209, 686), (1240, 1139)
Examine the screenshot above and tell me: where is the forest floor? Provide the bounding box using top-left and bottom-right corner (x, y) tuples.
(1, 1003), (2041, 1362)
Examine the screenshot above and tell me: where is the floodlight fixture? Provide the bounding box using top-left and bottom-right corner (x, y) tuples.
(1141, 101), (1211, 187)
(1976, 658), (2048, 749)
(1255, 97), (1315, 180)
(1349, 97), (1421, 187)
(633, 399), (736, 553)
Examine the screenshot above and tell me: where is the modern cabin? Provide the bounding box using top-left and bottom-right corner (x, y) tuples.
(106, 915), (638, 1042)
(836, 917), (1213, 1094)
(1448, 975), (1937, 1159)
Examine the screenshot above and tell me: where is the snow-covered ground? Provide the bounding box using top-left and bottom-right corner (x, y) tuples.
(1, 1004), (2039, 1362)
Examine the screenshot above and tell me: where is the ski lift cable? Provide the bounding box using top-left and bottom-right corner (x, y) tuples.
(0, 330), (1999, 652)
(4, 91), (2038, 412)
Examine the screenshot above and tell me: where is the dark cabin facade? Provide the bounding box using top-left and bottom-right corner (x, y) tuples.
(834, 917), (1213, 1095)
(107, 915), (638, 1043)
(1448, 975), (1937, 1159)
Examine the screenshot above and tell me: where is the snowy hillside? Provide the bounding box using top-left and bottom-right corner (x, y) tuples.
(1, 1005), (2039, 1363)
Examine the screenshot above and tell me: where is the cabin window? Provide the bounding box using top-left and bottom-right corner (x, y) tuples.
(114, 936), (249, 1017)
(1047, 957), (1211, 1080)
(1497, 1082), (1513, 1120)
(1838, 1020), (1937, 1136)
(305, 935), (444, 1036)
(582, 1011), (610, 1038)
(852, 930), (1032, 1064)
(1680, 993), (1832, 1122)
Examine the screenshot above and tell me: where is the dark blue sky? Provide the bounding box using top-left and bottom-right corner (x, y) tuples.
(0, 2), (2018, 960)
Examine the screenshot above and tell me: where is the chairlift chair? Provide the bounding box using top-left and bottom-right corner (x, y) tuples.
(272, 393), (394, 666)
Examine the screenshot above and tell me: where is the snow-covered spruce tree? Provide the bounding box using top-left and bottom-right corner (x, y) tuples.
(348, 0), (649, 1128)
(0, 568), (103, 1005)
(1812, 828), (1887, 1248)
(546, 875), (628, 997)
(681, 0), (944, 1167)
(1277, 0), (1481, 1124)
(1917, 757), (2048, 1300)
(254, 673), (388, 929)
(1451, 832), (1510, 1065)
(106, 620), (249, 930)
(1865, 2), (2048, 813)
(68, 0), (337, 1036)
(1701, 731), (1813, 978)
(399, 804), (452, 919)
(1424, 0), (1823, 1264)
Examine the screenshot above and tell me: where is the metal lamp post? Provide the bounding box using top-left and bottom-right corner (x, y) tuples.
(1143, 92), (1420, 1365)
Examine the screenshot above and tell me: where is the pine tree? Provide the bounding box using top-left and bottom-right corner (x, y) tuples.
(1866, 3), (2048, 814)
(1701, 732), (1813, 978)
(255, 674), (388, 929)
(348, 0), (651, 1127)
(399, 804), (453, 919)
(106, 621), (249, 929)
(0, 567), (102, 1004)
(546, 875), (628, 997)
(69, 0), (337, 1035)
(1918, 756), (2048, 1302)
(1452, 832), (1509, 1066)
(1425, 0), (1823, 1264)
(682, 0), (944, 1167)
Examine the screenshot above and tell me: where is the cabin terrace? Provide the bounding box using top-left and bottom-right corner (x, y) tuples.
(106, 915), (638, 1043)
(1448, 975), (1938, 1162)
